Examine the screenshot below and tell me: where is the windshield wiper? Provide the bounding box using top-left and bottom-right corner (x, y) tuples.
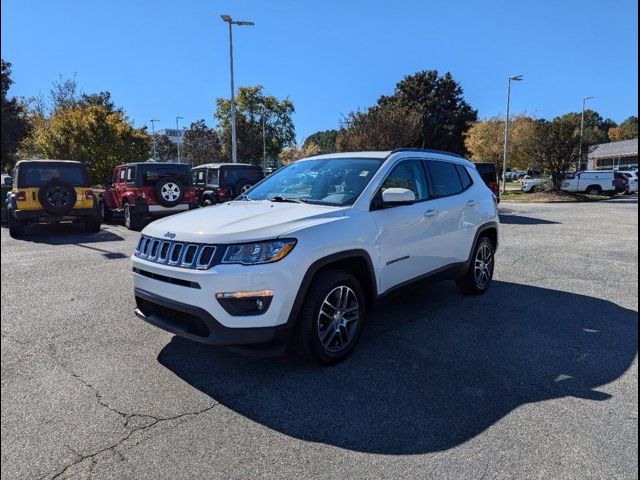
(269, 196), (308, 204)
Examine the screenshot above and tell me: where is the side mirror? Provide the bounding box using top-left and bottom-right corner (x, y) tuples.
(381, 188), (416, 206)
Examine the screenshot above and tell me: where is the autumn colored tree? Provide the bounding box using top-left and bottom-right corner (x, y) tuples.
(182, 120), (222, 166)
(279, 142), (320, 165)
(609, 116), (638, 142)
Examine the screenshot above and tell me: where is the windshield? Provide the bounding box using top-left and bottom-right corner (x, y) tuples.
(140, 165), (191, 186)
(18, 164), (89, 188)
(245, 158), (384, 206)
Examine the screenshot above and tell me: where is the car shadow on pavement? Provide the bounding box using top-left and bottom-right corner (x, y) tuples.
(499, 214), (560, 225)
(157, 280), (637, 455)
(2, 222), (125, 245)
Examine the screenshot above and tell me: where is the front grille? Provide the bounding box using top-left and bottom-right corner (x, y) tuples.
(134, 235), (216, 269)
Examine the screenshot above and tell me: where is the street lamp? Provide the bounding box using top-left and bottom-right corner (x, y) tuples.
(150, 119), (160, 161)
(578, 96), (595, 172)
(176, 116), (184, 162)
(220, 14), (255, 163)
(501, 75), (524, 194)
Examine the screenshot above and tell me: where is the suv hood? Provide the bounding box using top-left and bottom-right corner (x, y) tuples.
(142, 200), (346, 243)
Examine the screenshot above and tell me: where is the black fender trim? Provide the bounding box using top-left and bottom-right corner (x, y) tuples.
(285, 249), (377, 331)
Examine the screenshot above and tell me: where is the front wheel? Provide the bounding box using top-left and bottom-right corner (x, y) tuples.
(456, 237), (495, 295)
(586, 186), (602, 196)
(291, 269), (365, 365)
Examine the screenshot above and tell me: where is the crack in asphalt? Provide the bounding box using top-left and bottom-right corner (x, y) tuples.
(44, 343), (219, 480)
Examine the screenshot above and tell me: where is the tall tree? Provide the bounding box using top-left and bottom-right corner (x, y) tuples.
(465, 115), (537, 171)
(609, 116), (638, 142)
(336, 103), (422, 151)
(154, 134), (178, 162)
(18, 82), (150, 183)
(279, 142), (321, 166)
(1, 60), (31, 168)
(303, 129), (338, 154)
(215, 86), (295, 163)
(378, 70), (477, 155)
(182, 120), (221, 166)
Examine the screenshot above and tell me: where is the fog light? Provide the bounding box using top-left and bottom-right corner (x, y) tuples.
(215, 290), (273, 316)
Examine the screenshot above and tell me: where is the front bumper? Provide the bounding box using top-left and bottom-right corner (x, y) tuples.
(13, 207), (99, 221)
(134, 288), (289, 346)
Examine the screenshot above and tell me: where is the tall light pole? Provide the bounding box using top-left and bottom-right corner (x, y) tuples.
(501, 75), (524, 194)
(262, 110), (268, 167)
(221, 15), (254, 163)
(578, 96), (595, 172)
(176, 116), (184, 162)
(150, 119), (160, 161)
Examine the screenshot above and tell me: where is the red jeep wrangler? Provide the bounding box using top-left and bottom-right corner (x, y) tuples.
(101, 162), (197, 230)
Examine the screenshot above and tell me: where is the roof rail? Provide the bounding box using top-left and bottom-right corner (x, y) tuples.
(388, 148), (464, 158)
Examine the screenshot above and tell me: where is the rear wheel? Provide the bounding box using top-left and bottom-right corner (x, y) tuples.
(291, 269), (365, 365)
(123, 203), (142, 231)
(456, 237), (495, 295)
(7, 209), (26, 238)
(586, 185), (602, 196)
(202, 197), (213, 207)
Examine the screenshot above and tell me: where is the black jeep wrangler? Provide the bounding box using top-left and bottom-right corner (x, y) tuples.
(191, 163), (264, 206)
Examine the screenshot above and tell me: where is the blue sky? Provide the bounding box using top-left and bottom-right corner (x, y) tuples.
(2, 0), (638, 143)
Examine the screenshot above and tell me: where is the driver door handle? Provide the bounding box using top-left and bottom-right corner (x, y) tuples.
(424, 209), (438, 217)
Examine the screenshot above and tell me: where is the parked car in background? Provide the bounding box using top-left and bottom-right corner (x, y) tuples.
(132, 149), (499, 364)
(561, 171), (618, 196)
(191, 163), (264, 206)
(521, 177), (546, 192)
(5, 160), (101, 238)
(101, 162), (197, 230)
(1, 174), (12, 224)
(619, 171), (638, 194)
(474, 162), (500, 201)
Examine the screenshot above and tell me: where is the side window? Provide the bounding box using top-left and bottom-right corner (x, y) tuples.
(126, 166), (136, 183)
(426, 160), (463, 197)
(119, 168), (127, 182)
(455, 164), (473, 190)
(381, 160), (429, 201)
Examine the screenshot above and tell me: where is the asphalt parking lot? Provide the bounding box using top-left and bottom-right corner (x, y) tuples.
(1, 198), (638, 480)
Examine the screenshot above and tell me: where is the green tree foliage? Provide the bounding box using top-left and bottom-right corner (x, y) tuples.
(336, 103), (422, 151)
(609, 116), (638, 142)
(182, 120), (221, 166)
(154, 134), (178, 162)
(215, 86), (295, 163)
(303, 129), (338, 154)
(378, 70), (477, 155)
(18, 78), (150, 183)
(1, 60), (31, 169)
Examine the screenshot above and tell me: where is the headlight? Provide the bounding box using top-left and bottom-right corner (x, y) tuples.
(222, 239), (296, 265)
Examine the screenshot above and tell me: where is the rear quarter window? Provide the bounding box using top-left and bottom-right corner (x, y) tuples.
(18, 164), (89, 188)
(425, 160), (464, 197)
(140, 165), (191, 186)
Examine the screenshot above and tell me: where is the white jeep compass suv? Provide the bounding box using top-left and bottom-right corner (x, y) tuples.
(132, 149), (499, 364)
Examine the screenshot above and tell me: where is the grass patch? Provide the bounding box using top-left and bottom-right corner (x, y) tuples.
(501, 190), (614, 203)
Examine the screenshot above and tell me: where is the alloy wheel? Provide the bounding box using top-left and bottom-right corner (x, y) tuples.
(317, 286), (360, 353)
(474, 243), (494, 289)
(161, 182), (182, 202)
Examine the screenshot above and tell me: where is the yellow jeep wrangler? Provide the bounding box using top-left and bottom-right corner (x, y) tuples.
(6, 160), (101, 238)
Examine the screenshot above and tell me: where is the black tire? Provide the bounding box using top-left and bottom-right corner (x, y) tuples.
(234, 180), (253, 197)
(291, 268), (365, 365)
(38, 180), (77, 215)
(123, 203), (143, 231)
(456, 236), (495, 296)
(154, 177), (185, 208)
(84, 215), (101, 233)
(100, 201), (113, 222)
(202, 197), (213, 207)
(586, 185), (602, 196)
(7, 209), (26, 238)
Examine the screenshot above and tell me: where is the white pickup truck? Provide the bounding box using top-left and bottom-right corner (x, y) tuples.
(561, 171), (617, 195)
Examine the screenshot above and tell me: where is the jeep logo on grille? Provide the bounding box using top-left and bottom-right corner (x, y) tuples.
(164, 232), (177, 239)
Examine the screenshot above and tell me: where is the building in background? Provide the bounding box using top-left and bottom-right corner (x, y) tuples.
(588, 138), (638, 171)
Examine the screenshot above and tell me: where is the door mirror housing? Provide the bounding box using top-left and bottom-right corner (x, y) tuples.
(381, 188), (416, 206)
